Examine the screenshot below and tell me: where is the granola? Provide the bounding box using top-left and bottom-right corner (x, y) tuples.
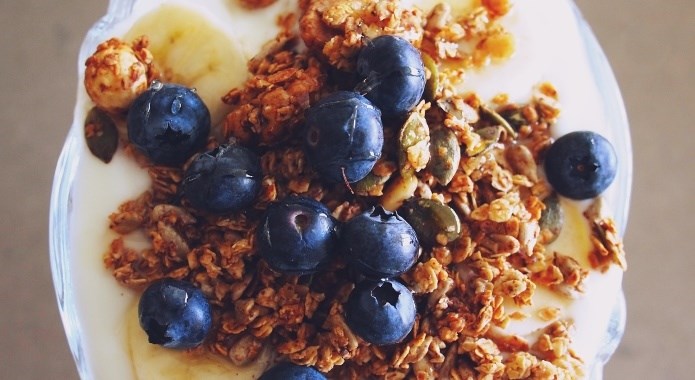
(84, 37), (158, 114)
(97, 0), (627, 378)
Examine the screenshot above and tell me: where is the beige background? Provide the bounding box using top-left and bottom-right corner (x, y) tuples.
(0, 0), (693, 378)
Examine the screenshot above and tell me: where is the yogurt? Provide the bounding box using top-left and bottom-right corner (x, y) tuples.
(61, 0), (628, 378)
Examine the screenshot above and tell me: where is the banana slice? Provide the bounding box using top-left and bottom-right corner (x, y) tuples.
(125, 302), (270, 380)
(123, 5), (248, 126)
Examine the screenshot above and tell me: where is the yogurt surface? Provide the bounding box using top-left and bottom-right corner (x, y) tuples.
(64, 0), (627, 378)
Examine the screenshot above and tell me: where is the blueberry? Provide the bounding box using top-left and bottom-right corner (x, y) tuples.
(138, 278), (212, 349)
(544, 131), (617, 200)
(356, 35), (426, 117)
(259, 362), (326, 380)
(127, 82), (210, 166)
(305, 91), (383, 184)
(345, 279), (416, 345)
(258, 196), (339, 275)
(341, 206), (419, 279)
(181, 144), (262, 214)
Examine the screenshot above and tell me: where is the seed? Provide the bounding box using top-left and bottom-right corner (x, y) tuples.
(479, 104), (517, 139)
(399, 198), (461, 246)
(539, 193), (563, 243)
(422, 52), (439, 101)
(398, 112), (431, 177)
(381, 173), (418, 211)
(428, 128), (461, 185)
(354, 171), (391, 196)
(84, 107), (118, 163)
(505, 143), (538, 182)
(468, 126), (502, 156)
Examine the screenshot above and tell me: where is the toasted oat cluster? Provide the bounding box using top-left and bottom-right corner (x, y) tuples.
(102, 1), (626, 379)
(299, 0), (425, 70)
(84, 37), (158, 114)
(222, 32), (327, 146)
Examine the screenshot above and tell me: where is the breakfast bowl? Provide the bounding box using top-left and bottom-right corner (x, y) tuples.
(50, 0), (632, 378)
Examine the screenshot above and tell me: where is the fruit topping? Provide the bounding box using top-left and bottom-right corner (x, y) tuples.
(181, 144), (262, 214)
(345, 279), (416, 345)
(138, 278), (212, 349)
(84, 37), (158, 114)
(544, 131), (617, 200)
(304, 91), (383, 184)
(356, 35), (426, 117)
(127, 81), (211, 166)
(257, 196), (339, 275)
(341, 206), (419, 279)
(259, 362), (326, 380)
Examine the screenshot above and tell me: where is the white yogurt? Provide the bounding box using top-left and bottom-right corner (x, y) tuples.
(67, 0), (625, 378)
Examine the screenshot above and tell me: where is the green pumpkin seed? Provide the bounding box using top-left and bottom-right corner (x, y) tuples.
(498, 107), (527, 131)
(84, 107), (118, 163)
(422, 52), (439, 101)
(354, 171), (391, 196)
(428, 128), (461, 185)
(479, 104), (517, 139)
(467, 126), (502, 156)
(539, 193), (563, 243)
(400, 198), (461, 246)
(398, 112), (431, 177)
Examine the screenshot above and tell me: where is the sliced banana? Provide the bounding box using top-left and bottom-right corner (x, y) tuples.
(124, 5), (248, 126)
(126, 302), (270, 380)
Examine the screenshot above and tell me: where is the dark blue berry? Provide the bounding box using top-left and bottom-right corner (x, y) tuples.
(544, 131), (617, 200)
(305, 91), (383, 184)
(341, 206), (419, 279)
(181, 144), (262, 214)
(356, 35), (426, 117)
(258, 196), (339, 275)
(138, 278), (212, 349)
(345, 279), (416, 345)
(259, 362), (326, 380)
(127, 82), (210, 166)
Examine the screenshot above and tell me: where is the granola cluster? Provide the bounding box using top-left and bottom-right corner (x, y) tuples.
(101, 1), (626, 379)
(421, 1), (516, 67)
(84, 37), (159, 114)
(299, 0), (425, 70)
(222, 33), (327, 146)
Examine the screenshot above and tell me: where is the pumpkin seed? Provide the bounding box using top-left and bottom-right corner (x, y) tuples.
(399, 198), (461, 246)
(498, 107), (527, 131)
(398, 112), (431, 177)
(354, 171), (391, 196)
(157, 221), (190, 257)
(436, 98), (462, 120)
(539, 193), (563, 243)
(468, 125), (501, 156)
(428, 128), (461, 185)
(381, 173), (418, 211)
(505, 143), (538, 182)
(479, 104), (517, 139)
(422, 52), (439, 101)
(436, 98), (479, 123)
(84, 107), (118, 163)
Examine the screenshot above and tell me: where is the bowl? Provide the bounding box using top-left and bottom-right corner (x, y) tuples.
(50, 0), (632, 378)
